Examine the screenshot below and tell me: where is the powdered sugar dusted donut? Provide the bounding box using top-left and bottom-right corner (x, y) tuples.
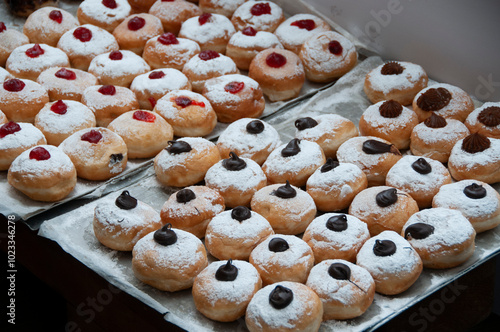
(199, 0), (248, 18)
(82, 85), (140, 127)
(202, 74), (265, 123)
(0, 78), (49, 123)
(130, 68), (191, 110)
(154, 90), (216, 137)
(93, 190), (163, 251)
(231, 1), (284, 32)
(205, 206), (274, 260)
(356, 230), (423, 295)
(112, 13), (164, 55)
(37, 67), (99, 102)
(34, 100), (96, 146)
(77, 0), (132, 33)
(8, 145), (76, 201)
(364, 61), (428, 106)
(143, 33), (200, 71)
(160, 185), (225, 238)
(0, 22), (30, 67)
(0, 122), (47, 171)
(6, 43), (70, 81)
(149, 0), (203, 35)
(23, 7), (79, 47)
(303, 213), (370, 264)
(251, 181), (316, 235)
(465, 102), (500, 139)
(433, 180), (500, 233)
(205, 152), (267, 207)
(88, 50), (151, 87)
(216, 118), (281, 165)
(57, 24), (119, 71)
(306, 159), (367, 212)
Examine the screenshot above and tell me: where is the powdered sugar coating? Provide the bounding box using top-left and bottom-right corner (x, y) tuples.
(179, 13), (235, 44)
(433, 180), (500, 219)
(262, 139), (324, 175)
(414, 83), (472, 118)
(231, 1), (284, 32)
(0, 67), (12, 82)
(250, 234), (313, 269)
(0, 122), (46, 149)
(201, 0), (247, 15)
(35, 100), (96, 135)
(465, 102), (500, 138)
(274, 13), (331, 52)
(22, 7), (79, 46)
(82, 85), (138, 110)
(37, 67), (99, 98)
(194, 260), (261, 305)
(307, 162), (364, 192)
(349, 186), (407, 220)
(411, 118), (469, 144)
(161, 185), (224, 219)
(205, 156), (266, 191)
(448, 136), (500, 169)
(130, 68), (190, 95)
(356, 230), (421, 276)
(361, 101), (416, 134)
(0, 78), (48, 103)
(367, 62), (427, 94)
(337, 136), (396, 169)
(155, 90), (213, 119)
(88, 50), (150, 82)
(229, 30), (282, 49)
(6, 43), (70, 76)
(466, 102), (500, 127)
(183, 53), (238, 77)
(9, 144), (74, 175)
(79, 0), (131, 25)
(145, 36), (200, 69)
(295, 114), (355, 141)
(57, 24), (119, 59)
(300, 31), (356, 72)
(203, 74), (260, 105)
(155, 137), (216, 170)
(206, 209), (272, 241)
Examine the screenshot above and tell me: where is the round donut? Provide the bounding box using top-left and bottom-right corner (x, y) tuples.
(77, 0), (132, 33)
(0, 23), (30, 67)
(143, 33), (201, 71)
(149, 0), (203, 35)
(37, 67), (99, 102)
(0, 78), (49, 123)
(465, 102), (500, 139)
(112, 13), (164, 55)
(199, 0), (247, 18)
(231, 1), (285, 32)
(0, 122), (47, 171)
(23, 7), (79, 47)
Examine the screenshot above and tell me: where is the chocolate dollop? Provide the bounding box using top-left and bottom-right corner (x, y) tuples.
(461, 132), (491, 153)
(273, 181), (297, 199)
(115, 191), (137, 210)
(231, 206), (252, 222)
(176, 188), (196, 203)
(222, 152), (247, 171)
(281, 138), (301, 157)
(215, 260), (238, 282)
(326, 214), (348, 232)
(463, 183), (487, 199)
(328, 262), (351, 280)
(362, 139), (400, 155)
(376, 188), (398, 207)
(110, 153), (123, 164)
(379, 100), (403, 118)
(154, 224), (177, 246)
(246, 120), (265, 134)
(268, 237), (289, 252)
(423, 113), (447, 128)
(321, 158), (340, 173)
(478, 106), (500, 127)
(294, 117), (318, 131)
(411, 158), (432, 174)
(381, 61), (404, 75)
(167, 140), (192, 154)
(405, 223), (435, 240)
(373, 239), (397, 257)
(269, 285), (293, 309)
(417, 87), (452, 112)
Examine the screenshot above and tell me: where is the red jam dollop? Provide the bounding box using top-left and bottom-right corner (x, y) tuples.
(198, 50), (220, 61)
(26, 44), (45, 58)
(250, 3), (271, 16)
(29, 146), (51, 161)
(50, 100), (68, 115)
(0, 122), (21, 139)
(98, 85), (116, 95)
(133, 110), (156, 122)
(81, 129), (103, 143)
(49, 10), (63, 24)
(102, 0), (118, 9)
(242, 26), (257, 36)
(266, 52), (286, 68)
(73, 27), (92, 42)
(3, 79), (26, 92)
(224, 81), (245, 94)
(198, 13), (212, 25)
(109, 50), (123, 60)
(128, 16), (145, 31)
(291, 19), (316, 31)
(55, 68), (77, 80)
(0, 22), (6, 33)
(149, 71), (165, 79)
(328, 40), (343, 55)
(158, 32), (179, 45)
(174, 96), (205, 108)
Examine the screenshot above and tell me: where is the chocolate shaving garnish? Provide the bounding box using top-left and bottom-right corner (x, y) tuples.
(376, 188), (398, 207)
(380, 61), (404, 75)
(268, 237), (289, 252)
(411, 158), (432, 175)
(222, 152), (247, 171)
(115, 191), (137, 210)
(321, 158), (340, 173)
(326, 214), (348, 232)
(109, 153), (123, 164)
(417, 87), (452, 112)
(362, 139), (401, 155)
(405, 223), (435, 240)
(424, 113), (447, 128)
(273, 180), (297, 199)
(215, 260), (238, 282)
(281, 138), (301, 157)
(176, 188), (196, 203)
(461, 132), (491, 153)
(231, 206), (252, 222)
(246, 120), (265, 134)
(294, 117), (318, 131)
(463, 183), (487, 199)
(167, 140), (192, 154)
(269, 285), (293, 309)
(478, 106), (500, 127)
(379, 100), (403, 118)
(154, 224), (177, 246)
(373, 239), (397, 257)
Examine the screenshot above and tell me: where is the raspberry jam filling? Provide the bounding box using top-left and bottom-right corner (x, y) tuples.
(224, 81), (245, 94)
(50, 100), (68, 115)
(291, 19), (316, 31)
(29, 146), (51, 161)
(250, 2), (271, 16)
(102, 0), (118, 9)
(55, 68), (77, 80)
(109, 50), (123, 60)
(198, 13), (212, 25)
(81, 129), (103, 144)
(158, 32), (179, 45)
(174, 96), (205, 108)
(328, 40), (343, 55)
(49, 10), (63, 24)
(242, 26), (257, 36)
(266, 52), (286, 68)
(199, 50), (219, 61)
(26, 44), (44, 58)
(98, 85), (116, 95)
(133, 110), (156, 122)
(0, 122), (21, 139)
(128, 16), (145, 31)
(149, 71), (165, 79)
(73, 27), (92, 42)
(3, 79), (25, 92)
(0, 22), (6, 33)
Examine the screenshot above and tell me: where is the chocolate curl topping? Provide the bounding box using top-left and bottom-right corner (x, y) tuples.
(115, 191), (137, 210)
(379, 100), (403, 118)
(222, 152), (247, 171)
(328, 262), (351, 280)
(268, 237), (289, 252)
(463, 183), (487, 199)
(411, 158), (432, 175)
(478, 106), (500, 127)
(176, 188), (196, 203)
(273, 180), (297, 199)
(321, 158), (340, 173)
(269, 285), (293, 309)
(405, 223), (435, 240)
(362, 139), (401, 155)
(461, 132), (491, 153)
(294, 117), (318, 131)
(417, 87), (452, 112)
(326, 214), (348, 232)
(215, 259), (238, 282)
(246, 120), (265, 134)
(424, 113), (447, 128)
(154, 224), (177, 246)
(167, 140), (192, 154)
(381, 61), (404, 75)
(231, 206), (252, 222)
(376, 188), (398, 207)
(281, 138), (301, 157)
(373, 239), (397, 257)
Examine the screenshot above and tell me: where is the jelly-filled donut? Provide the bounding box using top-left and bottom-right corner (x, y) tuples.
(0, 121), (46, 171)
(231, 1), (285, 33)
(143, 33), (200, 71)
(0, 22), (30, 67)
(37, 67), (99, 102)
(23, 7), (79, 47)
(112, 13), (164, 55)
(77, 0), (132, 33)
(0, 78), (49, 123)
